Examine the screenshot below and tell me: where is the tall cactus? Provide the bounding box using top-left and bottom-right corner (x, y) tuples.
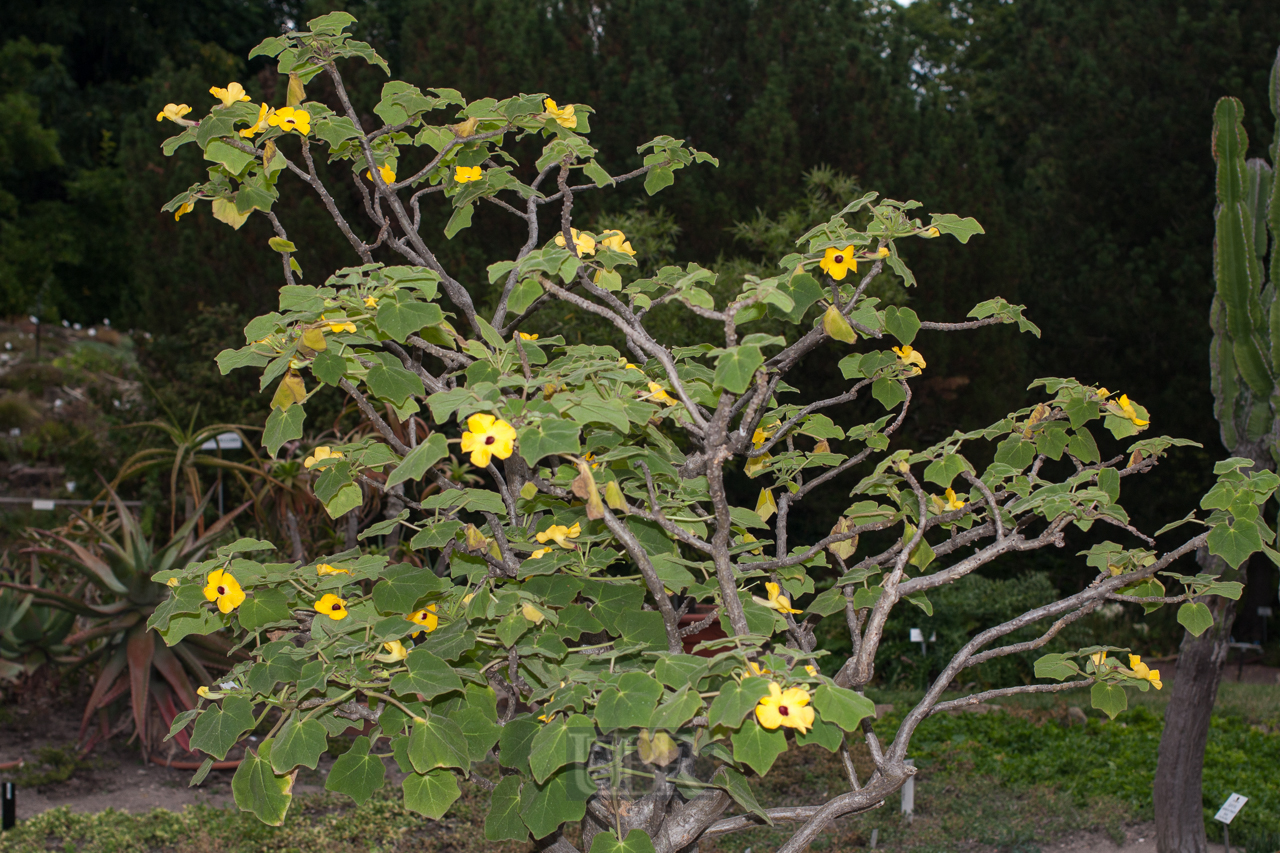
(1157, 47), (1280, 853)
(1209, 52), (1280, 463)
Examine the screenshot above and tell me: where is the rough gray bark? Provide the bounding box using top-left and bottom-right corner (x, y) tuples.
(1154, 551), (1244, 853)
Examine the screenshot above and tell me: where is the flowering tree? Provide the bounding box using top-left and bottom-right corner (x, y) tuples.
(148, 13), (1276, 852)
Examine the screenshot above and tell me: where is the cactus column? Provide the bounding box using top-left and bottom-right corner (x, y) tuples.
(1154, 48), (1280, 853)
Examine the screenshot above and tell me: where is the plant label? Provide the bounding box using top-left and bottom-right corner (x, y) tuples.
(1214, 793), (1247, 824)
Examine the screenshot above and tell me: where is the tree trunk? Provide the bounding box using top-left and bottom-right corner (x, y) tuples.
(1153, 551), (1244, 853)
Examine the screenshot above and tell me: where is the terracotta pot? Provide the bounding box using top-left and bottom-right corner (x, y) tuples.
(678, 603), (726, 657)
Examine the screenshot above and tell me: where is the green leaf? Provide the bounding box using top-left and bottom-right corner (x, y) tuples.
(928, 213), (985, 243)
(796, 718), (844, 753)
(238, 588), (292, 631)
(403, 769), (461, 820)
(231, 739), (293, 826)
(267, 237), (297, 253)
(448, 705), (502, 763)
(373, 562), (445, 612)
(263, 406), (305, 457)
(1033, 653), (1079, 681)
(594, 673), (663, 730)
(269, 716), (328, 772)
(323, 483), (363, 519)
(731, 722), (787, 775)
(1207, 520), (1264, 568)
(310, 349), (347, 386)
(366, 363), (422, 407)
(1090, 682), (1127, 720)
(386, 433), (448, 489)
(707, 677), (772, 729)
(445, 202), (474, 238)
(714, 345), (764, 394)
(520, 765), (591, 837)
(484, 776), (528, 841)
(325, 736), (386, 804)
(811, 684), (875, 733)
(529, 713), (595, 783)
(376, 297), (444, 344)
(644, 166), (674, 195)
(390, 648), (464, 700)
(1177, 601), (1215, 637)
(872, 377), (906, 410)
(518, 419), (582, 466)
(205, 140), (255, 175)
(654, 655), (709, 690)
(590, 829), (657, 853)
(712, 767), (771, 823)
(648, 685), (702, 730)
(407, 717), (469, 772)
(583, 160), (614, 188)
(190, 696), (256, 760)
(506, 278), (544, 315)
(498, 715), (540, 774)
(883, 307), (921, 345)
(922, 453), (970, 489)
(568, 397), (631, 433)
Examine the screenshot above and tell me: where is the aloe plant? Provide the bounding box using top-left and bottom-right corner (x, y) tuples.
(0, 555), (76, 685)
(3, 489), (249, 758)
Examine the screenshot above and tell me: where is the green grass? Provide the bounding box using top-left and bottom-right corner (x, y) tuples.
(2, 684), (1276, 853)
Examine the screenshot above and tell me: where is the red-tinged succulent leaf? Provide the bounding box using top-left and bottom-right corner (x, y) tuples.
(153, 640), (200, 709)
(79, 648), (127, 738)
(126, 624), (156, 753)
(47, 535), (127, 594)
(152, 683), (191, 752)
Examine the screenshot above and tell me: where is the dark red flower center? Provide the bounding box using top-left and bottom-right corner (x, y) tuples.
(485, 435), (496, 445)
(779, 705), (790, 716)
(833, 254), (844, 263)
(217, 586), (227, 595)
(332, 603), (343, 611)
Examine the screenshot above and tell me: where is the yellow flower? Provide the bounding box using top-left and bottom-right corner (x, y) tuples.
(364, 296), (379, 308)
(753, 581), (802, 615)
(543, 98), (578, 128)
(925, 227), (941, 237)
(316, 563), (351, 576)
(210, 82), (251, 108)
(1109, 394), (1150, 427)
(892, 345), (926, 374)
(645, 382), (678, 406)
(366, 164), (396, 184)
(240, 103), (270, 138)
(203, 569), (246, 614)
(554, 228), (596, 256)
(942, 488), (965, 511)
(805, 664), (819, 677)
(619, 358), (643, 372)
(314, 593), (349, 620)
(461, 593), (475, 605)
(755, 488), (777, 522)
(323, 316), (357, 334)
(522, 602), (545, 624)
(751, 421), (778, 449)
(1095, 387), (1112, 400)
(304, 446), (345, 469)
(454, 165), (482, 183)
(156, 103), (192, 123)
(754, 682), (815, 733)
(819, 246), (857, 281)
(600, 230), (637, 257)
(746, 660), (771, 677)
(518, 332), (539, 340)
(459, 413), (518, 468)
(196, 686), (212, 699)
(174, 202), (194, 222)
(1128, 654), (1162, 690)
(166, 577), (180, 588)
(876, 246), (891, 258)
(1090, 651), (1107, 667)
(267, 106), (311, 135)
(407, 604), (438, 636)
(529, 547), (552, 560)
(374, 640), (408, 663)
(536, 522), (581, 550)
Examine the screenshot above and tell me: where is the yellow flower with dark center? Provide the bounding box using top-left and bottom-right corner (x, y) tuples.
(536, 522), (581, 550)
(314, 593), (349, 620)
(819, 246), (857, 281)
(1109, 394), (1150, 427)
(518, 332), (539, 340)
(753, 581), (802, 615)
(267, 106), (311, 135)
(543, 98), (577, 128)
(600, 230), (636, 256)
(755, 682), (815, 733)
(203, 569), (246, 614)
(407, 604), (438, 636)
(554, 228), (596, 256)
(460, 413), (517, 468)
(1128, 654), (1162, 690)
(156, 103), (192, 123)
(375, 640), (407, 663)
(304, 446), (344, 469)
(454, 165), (482, 183)
(892, 345), (926, 374)
(316, 563), (351, 576)
(645, 382), (678, 406)
(240, 103), (270, 138)
(210, 82), (251, 108)
(175, 202), (194, 222)
(366, 164), (396, 184)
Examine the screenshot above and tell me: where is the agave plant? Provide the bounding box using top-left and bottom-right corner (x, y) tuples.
(0, 554), (76, 685)
(6, 489), (249, 758)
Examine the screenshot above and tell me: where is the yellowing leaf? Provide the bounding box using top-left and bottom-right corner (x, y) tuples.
(604, 480), (627, 512)
(211, 198), (251, 230)
(286, 73), (305, 107)
(823, 305), (857, 344)
(301, 328), (327, 352)
(637, 730), (679, 767)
